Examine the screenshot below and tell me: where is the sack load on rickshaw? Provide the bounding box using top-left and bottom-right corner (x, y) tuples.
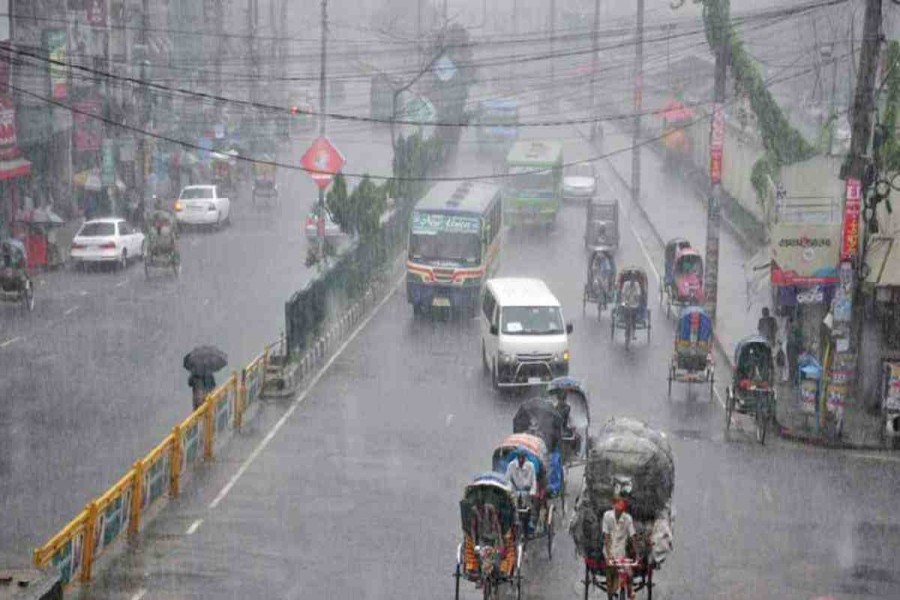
(144, 209), (180, 278)
(725, 335), (776, 444)
(454, 472), (524, 600)
(583, 249), (617, 319)
(0, 238), (35, 311)
(570, 418), (675, 600)
(661, 242), (703, 318)
(492, 433), (557, 559)
(611, 267), (651, 348)
(667, 306), (715, 402)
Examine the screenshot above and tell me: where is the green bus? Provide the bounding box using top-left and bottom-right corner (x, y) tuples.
(407, 181), (503, 318)
(503, 140), (564, 225)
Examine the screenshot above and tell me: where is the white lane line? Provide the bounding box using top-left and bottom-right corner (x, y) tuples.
(79, 290), (88, 296)
(848, 452), (900, 463)
(185, 518), (203, 535)
(115, 279), (128, 288)
(208, 275), (403, 511)
(762, 484), (774, 504)
(64, 306), (79, 316)
(0, 336), (23, 348)
(130, 588), (148, 600)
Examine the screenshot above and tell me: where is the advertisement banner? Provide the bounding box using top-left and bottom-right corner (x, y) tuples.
(0, 94), (20, 160)
(73, 97), (102, 152)
(770, 222), (841, 286)
(44, 29), (68, 100)
(840, 177), (862, 261)
(0, 41), (9, 92)
(86, 0), (107, 27)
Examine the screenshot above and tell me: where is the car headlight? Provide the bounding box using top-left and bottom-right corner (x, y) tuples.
(174, 201), (183, 211)
(499, 351), (515, 364)
(562, 350), (570, 362)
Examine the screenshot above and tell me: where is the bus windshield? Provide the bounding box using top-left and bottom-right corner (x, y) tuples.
(409, 232), (481, 266)
(509, 167), (554, 195)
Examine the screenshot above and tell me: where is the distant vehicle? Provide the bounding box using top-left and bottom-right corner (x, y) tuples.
(477, 98), (519, 158)
(480, 277), (573, 390)
(70, 218), (145, 270)
(289, 90), (316, 136)
(174, 185), (231, 229)
(504, 140), (564, 226)
(563, 163), (597, 201)
(406, 180), (503, 318)
(304, 206), (342, 241)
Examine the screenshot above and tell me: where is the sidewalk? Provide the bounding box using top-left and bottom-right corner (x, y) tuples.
(592, 123), (888, 450)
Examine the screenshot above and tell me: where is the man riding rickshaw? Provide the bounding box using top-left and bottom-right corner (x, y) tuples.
(725, 335), (777, 444)
(454, 472), (524, 600)
(584, 249), (617, 319)
(667, 306), (715, 402)
(661, 244), (703, 318)
(144, 197), (181, 278)
(611, 267), (651, 350)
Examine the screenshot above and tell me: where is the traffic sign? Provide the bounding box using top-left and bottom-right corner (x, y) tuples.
(300, 136), (345, 189)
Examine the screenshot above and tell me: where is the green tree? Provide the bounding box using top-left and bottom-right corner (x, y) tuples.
(326, 173), (352, 234)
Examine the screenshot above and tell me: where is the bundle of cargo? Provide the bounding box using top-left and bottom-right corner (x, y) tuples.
(569, 417), (675, 565)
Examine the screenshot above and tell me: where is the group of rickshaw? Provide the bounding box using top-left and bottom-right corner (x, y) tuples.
(0, 238), (35, 312)
(454, 378), (590, 600)
(144, 205), (181, 278)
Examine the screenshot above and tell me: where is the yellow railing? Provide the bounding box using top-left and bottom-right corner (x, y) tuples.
(32, 340), (279, 586)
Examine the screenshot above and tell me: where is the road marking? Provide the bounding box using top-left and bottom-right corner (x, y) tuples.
(64, 306), (79, 316)
(79, 290), (88, 296)
(762, 484), (773, 504)
(445, 414), (454, 426)
(208, 275), (403, 511)
(130, 588), (147, 600)
(115, 279), (128, 288)
(0, 336), (23, 348)
(185, 519), (203, 535)
(848, 452), (900, 463)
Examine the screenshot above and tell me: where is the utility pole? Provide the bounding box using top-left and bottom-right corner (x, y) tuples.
(316, 0), (328, 259)
(417, 0), (423, 62)
(215, 0), (223, 98)
(841, 0), (882, 405)
(139, 0), (150, 203)
(549, 0), (556, 109)
(703, 5), (729, 326)
(630, 0), (644, 207)
(589, 0), (600, 141)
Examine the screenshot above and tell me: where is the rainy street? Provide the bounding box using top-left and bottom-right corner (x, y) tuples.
(75, 123), (900, 600)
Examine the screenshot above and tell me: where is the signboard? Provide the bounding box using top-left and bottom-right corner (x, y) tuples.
(300, 136), (345, 189)
(799, 379), (818, 414)
(44, 30), (68, 100)
(86, 0), (107, 26)
(0, 95), (19, 160)
(0, 41), (9, 92)
(840, 177), (862, 261)
(73, 97), (103, 152)
(411, 212), (480, 234)
(101, 139), (116, 186)
(710, 102), (725, 151)
(769, 222), (841, 286)
(885, 362), (900, 412)
(709, 147), (722, 184)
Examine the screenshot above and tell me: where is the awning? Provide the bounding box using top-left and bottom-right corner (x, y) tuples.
(866, 236), (900, 287)
(0, 157), (32, 180)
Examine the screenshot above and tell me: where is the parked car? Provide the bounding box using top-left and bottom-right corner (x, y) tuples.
(174, 185), (231, 229)
(70, 218), (145, 270)
(304, 207), (343, 241)
(563, 163), (597, 200)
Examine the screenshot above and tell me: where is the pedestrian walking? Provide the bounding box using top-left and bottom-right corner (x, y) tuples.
(757, 307), (778, 346)
(786, 317), (802, 385)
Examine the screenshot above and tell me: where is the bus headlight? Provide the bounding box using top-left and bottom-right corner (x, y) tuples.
(499, 351), (515, 364)
(562, 350), (570, 362)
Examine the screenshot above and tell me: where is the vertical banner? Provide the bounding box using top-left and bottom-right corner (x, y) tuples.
(44, 29), (69, 100)
(840, 177), (862, 261)
(86, 0), (108, 27)
(0, 95), (19, 160)
(709, 102), (725, 184)
(73, 96), (103, 152)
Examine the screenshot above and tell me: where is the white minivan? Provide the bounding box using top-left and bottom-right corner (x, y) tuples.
(480, 278), (573, 389)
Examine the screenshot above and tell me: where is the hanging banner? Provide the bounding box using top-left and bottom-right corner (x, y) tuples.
(72, 96), (103, 152)
(86, 0), (107, 27)
(840, 177), (862, 261)
(0, 94), (20, 160)
(770, 222), (841, 286)
(709, 147), (722, 184)
(44, 29), (68, 100)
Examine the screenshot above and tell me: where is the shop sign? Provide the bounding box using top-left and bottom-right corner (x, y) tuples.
(826, 384), (847, 413)
(796, 285), (825, 304)
(101, 139), (116, 186)
(86, 0), (107, 27)
(0, 41), (9, 92)
(0, 94), (19, 160)
(73, 97), (102, 152)
(44, 29), (68, 100)
(770, 222), (841, 286)
(885, 363), (900, 412)
(709, 147), (722, 184)
(799, 379), (817, 414)
(840, 177), (861, 261)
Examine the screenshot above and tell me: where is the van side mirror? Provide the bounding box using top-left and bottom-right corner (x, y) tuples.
(490, 324), (498, 336)
(566, 323), (574, 334)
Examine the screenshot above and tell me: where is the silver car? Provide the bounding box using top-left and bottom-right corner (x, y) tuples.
(563, 163), (597, 201)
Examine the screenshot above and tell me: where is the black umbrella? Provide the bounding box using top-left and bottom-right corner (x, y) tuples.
(513, 397), (564, 451)
(183, 345), (228, 375)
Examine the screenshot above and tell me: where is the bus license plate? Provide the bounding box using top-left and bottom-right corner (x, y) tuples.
(528, 377), (543, 384)
(432, 297), (450, 307)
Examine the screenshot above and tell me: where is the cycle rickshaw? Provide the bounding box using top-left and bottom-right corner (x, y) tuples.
(667, 306), (715, 401)
(0, 239), (35, 312)
(660, 243), (704, 319)
(725, 335), (777, 444)
(610, 267), (651, 349)
(583, 249), (616, 319)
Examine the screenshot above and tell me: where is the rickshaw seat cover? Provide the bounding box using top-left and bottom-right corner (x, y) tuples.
(676, 306), (712, 342)
(733, 335), (773, 366)
(664, 238), (691, 281)
(617, 267), (649, 307)
(492, 433), (548, 480)
(462, 473), (517, 534)
(547, 376), (591, 430)
(512, 397), (563, 450)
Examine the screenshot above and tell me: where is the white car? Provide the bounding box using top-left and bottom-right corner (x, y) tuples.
(563, 163), (597, 200)
(70, 218), (145, 270)
(304, 207), (343, 241)
(174, 185), (231, 228)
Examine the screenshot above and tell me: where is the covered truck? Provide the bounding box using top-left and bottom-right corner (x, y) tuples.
(570, 417), (675, 597)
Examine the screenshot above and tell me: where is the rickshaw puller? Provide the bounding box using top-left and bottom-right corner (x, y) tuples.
(602, 496), (637, 600)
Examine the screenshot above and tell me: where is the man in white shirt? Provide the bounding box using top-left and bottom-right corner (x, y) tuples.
(619, 279), (642, 340)
(505, 448), (537, 529)
(602, 496), (637, 600)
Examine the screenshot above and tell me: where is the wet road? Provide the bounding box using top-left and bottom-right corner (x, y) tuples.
(78, 124), (900, 599)
(0, 116), (392, 565)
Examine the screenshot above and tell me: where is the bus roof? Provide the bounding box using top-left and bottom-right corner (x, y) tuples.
(414, 181), (502, 215)
(487, 278), (561, 307)
(506, 140), (563, 165)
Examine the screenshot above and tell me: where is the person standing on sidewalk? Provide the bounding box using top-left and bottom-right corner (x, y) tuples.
(757, 307), (778, 346)
(785, 317), (802, 385)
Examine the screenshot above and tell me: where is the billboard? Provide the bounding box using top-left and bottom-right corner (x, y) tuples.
(769, 222), (841, 286)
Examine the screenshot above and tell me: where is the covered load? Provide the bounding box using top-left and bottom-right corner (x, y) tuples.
(570, 418), (675, 564)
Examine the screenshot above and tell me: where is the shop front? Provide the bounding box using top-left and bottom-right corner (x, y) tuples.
(0, 95), (33, 238)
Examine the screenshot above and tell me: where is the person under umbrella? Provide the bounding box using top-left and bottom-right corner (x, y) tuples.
(184, 345), (228, 410)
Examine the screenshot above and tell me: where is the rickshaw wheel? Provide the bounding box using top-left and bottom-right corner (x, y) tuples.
(515, 570), (523, 600)
(756, 399), (768, 445)
(724, 388), (734, 432)
(666, 367), (673, 399)
(24, 283), (34, 312)
(646, 313), (651, 341)
(709, 373), (715, 403)
(646, 562), (654, 600)
(583, 564), (591, 600)
(658, 285), (663, 307)
(453, 563), (461, 600)
(144, 260), (151, 279)
(546, 504), (554, 560)
(609, 312), (615, 340)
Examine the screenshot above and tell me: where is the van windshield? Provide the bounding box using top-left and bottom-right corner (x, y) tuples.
(501, 306), (563, 335)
